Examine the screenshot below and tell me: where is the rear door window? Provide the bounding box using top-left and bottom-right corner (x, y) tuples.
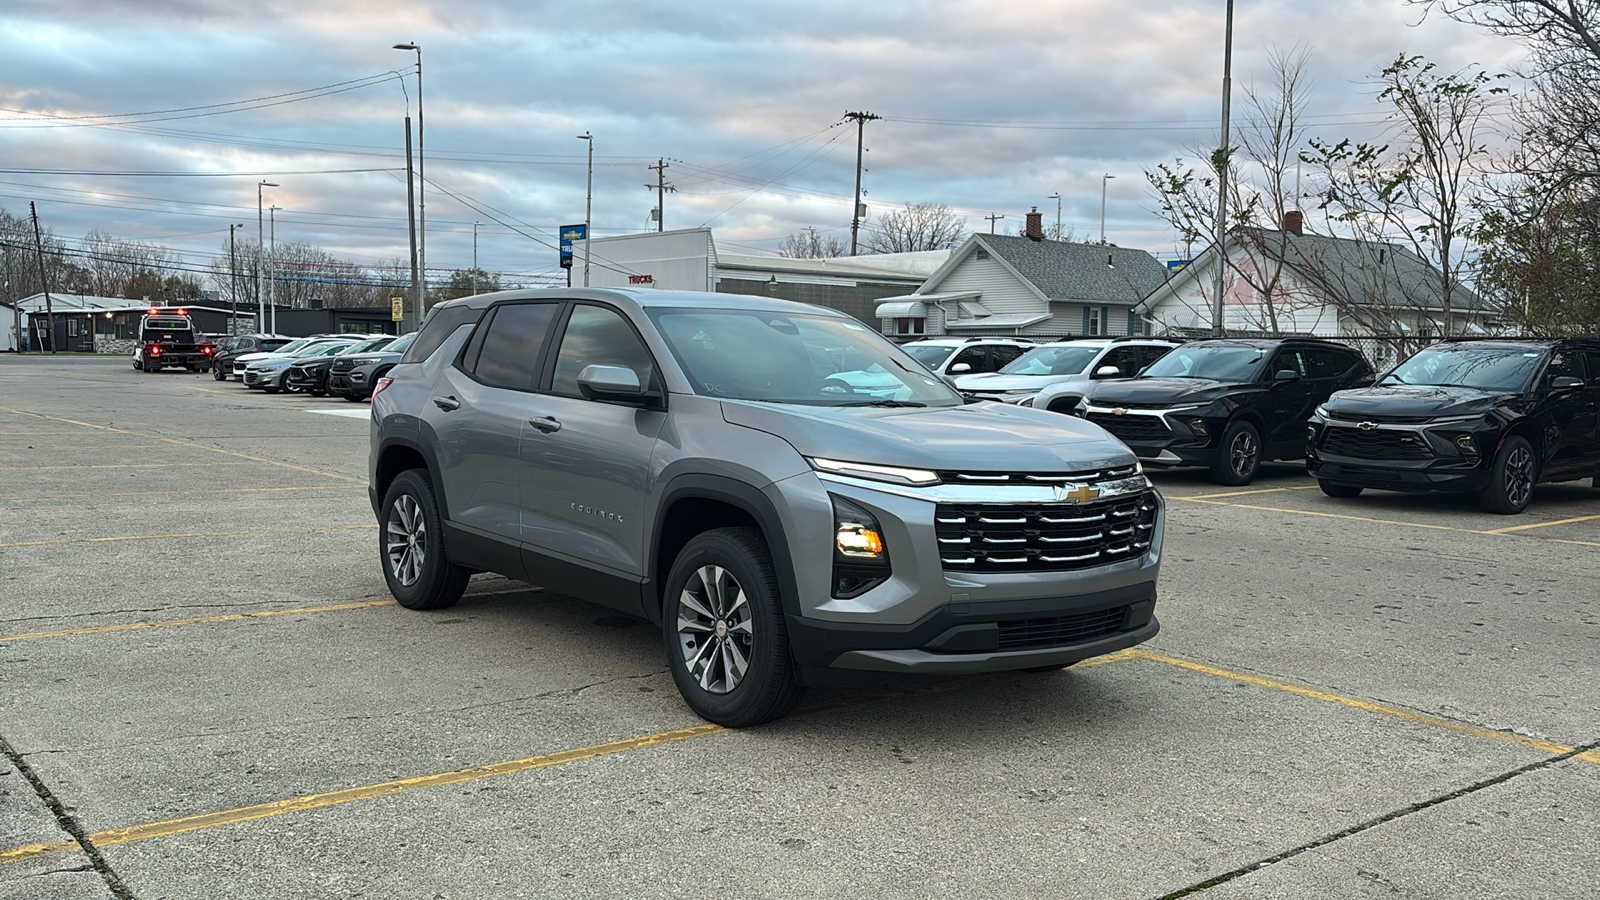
(401, 304), (483, 364)
(467, 303), (560, 391)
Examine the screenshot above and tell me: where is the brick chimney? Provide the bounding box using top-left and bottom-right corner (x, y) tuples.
(1025, 207), (1044, 241)
(1284, 210), (1303, 235)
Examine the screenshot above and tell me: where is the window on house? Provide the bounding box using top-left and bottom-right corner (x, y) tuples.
(1086, 307), (1102, 336)
(67, 318), (80, 336)
(895, 317), (925, 336)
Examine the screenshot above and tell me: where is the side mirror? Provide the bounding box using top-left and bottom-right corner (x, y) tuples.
(1550, 376), (1584, 390)
(1094, 365), (1121, 378)
(577, 365), (653, 404)
(949, 362), (972, 374)
(1274, 369), (1301, 382)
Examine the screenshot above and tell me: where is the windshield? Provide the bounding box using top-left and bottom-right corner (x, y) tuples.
(385, 333), (417, 354)
(291, 341), (353, 358)
(1000, 345), (1103, 377)
(270, 338), (312, 355)
(902, 344), (956, 368)
(651, 309), (962, 407)
(340, 338), (392, 355)
(1380, 345), (1542, 391)
(1143, 344), (1270, 382)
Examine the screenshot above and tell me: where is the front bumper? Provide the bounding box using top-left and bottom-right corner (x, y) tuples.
(1307, 415), (1497, 493)
(788, 580), (1158, 673)
(1081, 405), (1220, 468)
(243, 368), (285, 387)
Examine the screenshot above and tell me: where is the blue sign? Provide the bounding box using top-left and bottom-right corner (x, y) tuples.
(1167, 259), (1192, 273)
(559, 224), (586, 269)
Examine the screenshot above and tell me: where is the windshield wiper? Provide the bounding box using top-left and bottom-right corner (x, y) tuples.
(836, 399), (927, 408)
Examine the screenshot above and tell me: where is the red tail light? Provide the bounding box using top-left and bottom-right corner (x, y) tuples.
(373, 376), (394, 397)
(150, 346), (161, 355)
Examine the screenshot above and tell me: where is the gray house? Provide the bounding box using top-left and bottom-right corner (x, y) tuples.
(874, 211), (1169, 338)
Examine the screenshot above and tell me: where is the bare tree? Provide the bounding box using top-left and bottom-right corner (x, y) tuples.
(863, 203), (966, 254)
(1303, 54), (1505, 335)
(1146, 46), (1321, 334)
(777, 227), (848, 259)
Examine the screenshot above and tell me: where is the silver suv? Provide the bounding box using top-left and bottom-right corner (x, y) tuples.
(955, 338), (1179, 411)
(369, 289), (1164, 726)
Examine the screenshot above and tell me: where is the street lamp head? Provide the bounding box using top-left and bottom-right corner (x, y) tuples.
(393, 43), (418, 50)
(260, 180), (278, 188)
(577, 132), (591, 141)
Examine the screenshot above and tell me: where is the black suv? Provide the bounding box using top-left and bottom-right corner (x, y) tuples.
(1077, 338), (1374, 485)
(1308, 338), (1600, 513)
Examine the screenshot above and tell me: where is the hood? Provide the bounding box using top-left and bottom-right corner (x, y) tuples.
(236, 350), (293, 365)
(1322, 384), (1505, 419)
(1087, 377), (1246, 406)
(952, 372), (1064, 393)
(719, 400), (1136, 472)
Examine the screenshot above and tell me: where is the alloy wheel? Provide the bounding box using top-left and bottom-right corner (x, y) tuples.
(675, 564), (754, 695)
(385, 494), (426, 587)
(1503, 443), (1534, 509)
(1230, 430), (1259, 477)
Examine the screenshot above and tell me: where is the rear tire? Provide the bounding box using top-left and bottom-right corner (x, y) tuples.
(663, 527), (801, 727)
(1318, 480), (1363, 498)
(380, 470), (469, 610)
(1477, 435), (1536, 514)
(345, 392), (366, 402)
(1209, 420), (1261, 486)
(212, 363), (227, 381)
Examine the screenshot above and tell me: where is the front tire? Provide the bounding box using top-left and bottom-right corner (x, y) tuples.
(380, 469), (469, 610)
(1477, 435), (1537, 514)
(1319, 480), (1363, 498)
(212, 362), (227, 381)
(1209, 420), (1261, 486)
(663, 527), (801, 727)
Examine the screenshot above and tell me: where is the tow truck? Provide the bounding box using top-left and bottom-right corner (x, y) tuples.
(135, 308), (215, 373)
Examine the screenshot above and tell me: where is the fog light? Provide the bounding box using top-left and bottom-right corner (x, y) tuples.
(1307, 424), (1317, 441)
(1455, 434), (1478, 455)
(1182, 416), (1208, 436)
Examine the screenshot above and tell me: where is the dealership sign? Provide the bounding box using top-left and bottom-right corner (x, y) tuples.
(559, 224), (586, 269)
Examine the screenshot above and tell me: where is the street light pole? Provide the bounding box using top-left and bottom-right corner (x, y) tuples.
(269, 205), (279, 335)
(394, 43), (424, 321)
(1100, 174), (1116, 244)
(228, 223), (243, 335)
(577, 132), (593, 287)
(472, 221), (481, 295)
(257, 181), (277, 332)
(1212, 0), (1235, 337)
(1046, 192), (1061, 240)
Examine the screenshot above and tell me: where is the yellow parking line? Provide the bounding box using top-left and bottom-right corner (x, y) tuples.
(0, 722), (728, 865)
(0, 523), (376, 549)
(0, 406), (364, 484)
(0, 601), (396, 642)
(1550, 538), (1600, 549)
(0, 462), (258, 471)
(1483, 514), (1600, 535)
(0, 486), (364, 502)
(1182, 485), (1321, 500)
(1174, 497), (1485, 534)
(0, 586), (534, 643)
(1128, 649), (1579, 757)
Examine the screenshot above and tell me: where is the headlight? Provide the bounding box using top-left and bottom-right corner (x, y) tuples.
(809, 457), (940, 486)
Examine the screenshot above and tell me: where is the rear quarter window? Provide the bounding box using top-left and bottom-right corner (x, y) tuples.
(401, 304), (483, 364)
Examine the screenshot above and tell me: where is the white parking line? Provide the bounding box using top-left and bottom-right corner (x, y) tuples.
(306, 409), (372, 419)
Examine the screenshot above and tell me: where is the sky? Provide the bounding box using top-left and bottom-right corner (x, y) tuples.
(0, 0), (1531, 290)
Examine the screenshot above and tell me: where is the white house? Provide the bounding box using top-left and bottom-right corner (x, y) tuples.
(873, 211), (1169, 338)
(1138, 214), (1496, 345)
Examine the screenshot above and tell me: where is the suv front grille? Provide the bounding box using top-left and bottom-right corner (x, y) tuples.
(934, 493), (1158, 572)
(1323, 427), (1433, 460)
(996, 606), (1130, 651)
(331, 358), (357, 372)
(1086, 412), (1172, 442)
(936, 465), (1141, 485)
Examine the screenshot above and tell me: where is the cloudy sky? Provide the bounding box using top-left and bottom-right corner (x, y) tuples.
(1, 0), (1528, 289)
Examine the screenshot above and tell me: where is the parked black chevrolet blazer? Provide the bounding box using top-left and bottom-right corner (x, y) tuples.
(1307, 338), (1600, 513)
(1076, 338), (1374, 485)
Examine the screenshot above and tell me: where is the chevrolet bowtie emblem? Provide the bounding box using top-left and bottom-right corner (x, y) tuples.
(1111, 408), (1128, 415)
(1055, 484), (1101, 503)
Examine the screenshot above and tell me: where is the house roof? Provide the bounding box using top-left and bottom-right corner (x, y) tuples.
(718, 249), (950, 282)
(927, 234), (1167, 304)
(1142, 229), (1486, 315)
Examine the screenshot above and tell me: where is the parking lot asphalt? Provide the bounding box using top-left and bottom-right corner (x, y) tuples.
(2, 354), (1597, 900)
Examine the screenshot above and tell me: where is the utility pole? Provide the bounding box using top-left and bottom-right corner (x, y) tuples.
(984, 213), (1006, 234)
(1211, 0), (1235, 337)
(1047, 193), (1062, 240)
(844, 111), (879, 256)
(577, 131), (593, 287)
(403, 116), (420, 327)
(472, 221), (481, 296)
(647, 159), (670, 232)
(29, 202), (54, 354)
(229, 223), (243, 334)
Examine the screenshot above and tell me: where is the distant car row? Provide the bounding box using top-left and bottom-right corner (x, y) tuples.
(206, 331), (416, 401)
(894, 334), (1600, 515)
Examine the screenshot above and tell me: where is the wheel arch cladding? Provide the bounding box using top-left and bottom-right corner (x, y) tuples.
(651, 475), (799, 624)
(375, 440), (444, 516)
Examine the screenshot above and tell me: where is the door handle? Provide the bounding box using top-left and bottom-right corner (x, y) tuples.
(528, 416), (562, 434)
(433, 396), (461, 411)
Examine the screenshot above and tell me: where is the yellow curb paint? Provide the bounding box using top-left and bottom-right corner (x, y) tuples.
(1128, 649), (1579, 757)
(0, 407), (364, 484)
(0, 462), (258, 471)
(0, 523), (376, 549)
(1182, 485), (1321, 500)
(1172, 497), (1486, 534)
